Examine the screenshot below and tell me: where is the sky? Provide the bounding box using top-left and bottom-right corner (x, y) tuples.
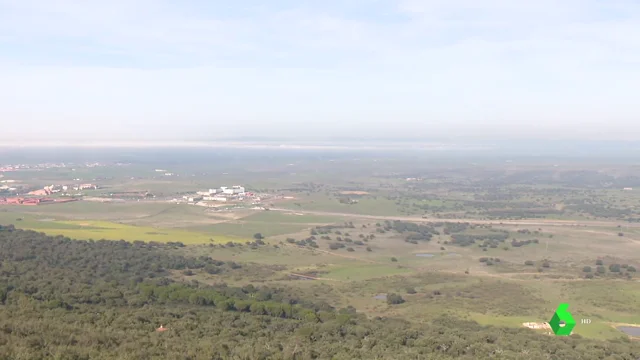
(1, 0), (640, 142)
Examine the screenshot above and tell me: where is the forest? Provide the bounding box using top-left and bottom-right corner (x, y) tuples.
(0, 224), (639, 359)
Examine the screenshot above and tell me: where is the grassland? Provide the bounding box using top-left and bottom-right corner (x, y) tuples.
(240, 211), (341, 224)
(17, 219), (242, 244)
(178, 212), (640, 340)
(4, 155), (640, 341)
(3, 199), (639, 340)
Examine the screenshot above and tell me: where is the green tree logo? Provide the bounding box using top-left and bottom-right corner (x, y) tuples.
(549, 303), (576, 336)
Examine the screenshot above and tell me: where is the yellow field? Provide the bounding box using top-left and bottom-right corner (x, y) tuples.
(23, 220), (243, 244)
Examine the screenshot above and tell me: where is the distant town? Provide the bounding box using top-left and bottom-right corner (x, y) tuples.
(0, 163), (286, 209)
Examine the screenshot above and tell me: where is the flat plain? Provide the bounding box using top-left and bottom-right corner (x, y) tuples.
(2, 149), (640, 341)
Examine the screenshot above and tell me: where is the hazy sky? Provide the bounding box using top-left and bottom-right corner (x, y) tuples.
(1, 1), (640, 142)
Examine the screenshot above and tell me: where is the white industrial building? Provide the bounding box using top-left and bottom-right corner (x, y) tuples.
(189, 185), (245, 203)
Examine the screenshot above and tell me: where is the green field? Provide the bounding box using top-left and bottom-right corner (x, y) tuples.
(189, 221), (310, 238)
(324, 263), (412, 281)
(241, 211), (341, 224)
(0, 215), (243, 244)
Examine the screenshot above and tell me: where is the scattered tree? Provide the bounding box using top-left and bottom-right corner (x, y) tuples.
(387, 293), (405, 305)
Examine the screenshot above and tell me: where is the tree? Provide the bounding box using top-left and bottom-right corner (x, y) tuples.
(387, 293), (405, 305)
(596, 259), (603, 266)
(582, 266), (592, 273)
(366, 247), (372, 252)
(406, 287), (417, 294)
(4, 225), (640, 359)
(253, 233), (264, 240)
(391, 257), (398, 262)
(524, 260), (535, 266)
(609, 264), (621, 273)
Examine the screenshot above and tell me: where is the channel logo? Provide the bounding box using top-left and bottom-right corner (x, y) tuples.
(549, 303), (576, 336)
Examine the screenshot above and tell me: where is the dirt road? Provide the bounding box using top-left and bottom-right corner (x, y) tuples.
(270, 208), (635, 229)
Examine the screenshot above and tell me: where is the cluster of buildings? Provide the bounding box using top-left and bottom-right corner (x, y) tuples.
(28, 183), (98, 196)
(1, 182), (98, 206)
(181, 185), (251, 204)
(0, 179), (18, 193)
(0, 162), (104, 171)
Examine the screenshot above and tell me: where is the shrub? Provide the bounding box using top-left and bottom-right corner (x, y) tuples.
(387, 293), (405, 305)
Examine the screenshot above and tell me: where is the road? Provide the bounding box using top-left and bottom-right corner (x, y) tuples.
(269, 208), (638, 229)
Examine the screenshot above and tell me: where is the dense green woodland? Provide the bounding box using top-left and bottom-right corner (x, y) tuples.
(0, 225), (639, 359)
